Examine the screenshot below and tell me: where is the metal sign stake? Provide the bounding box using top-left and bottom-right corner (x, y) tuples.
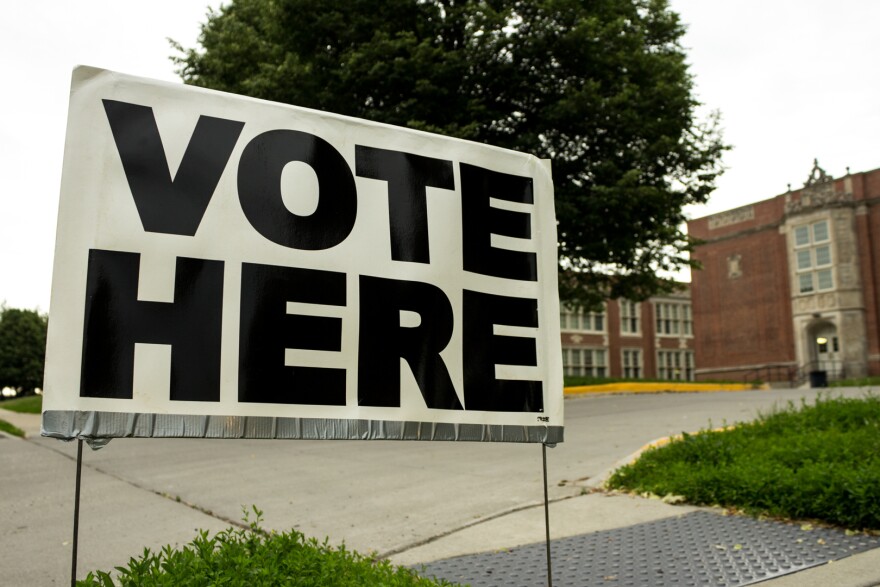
(543, 442), (553, 587)
(71, 438), (84, 587)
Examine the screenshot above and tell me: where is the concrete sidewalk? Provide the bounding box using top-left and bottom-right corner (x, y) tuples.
(386, 435), (880, 587)
(4, 402), (880, 586)
(389, 491), (880, 586)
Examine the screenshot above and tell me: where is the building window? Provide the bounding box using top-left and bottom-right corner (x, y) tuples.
(562, 348), (607, 377)
(794, 220), (833, 294)
(657, 350), (694, 381)
(655, 302), (692, 337)
(622, 349), (643, 379)
(619, 300), (640, 335)
(560, 305), (606, 333)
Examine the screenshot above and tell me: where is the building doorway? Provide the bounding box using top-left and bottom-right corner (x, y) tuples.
(810, 321), (840, 377)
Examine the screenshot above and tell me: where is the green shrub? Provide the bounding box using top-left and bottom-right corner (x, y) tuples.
(607, 395), (880, 530)
(78, 507), (462, 587)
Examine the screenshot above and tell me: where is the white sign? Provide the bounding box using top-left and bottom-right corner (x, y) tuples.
(42, 67), (563, 443)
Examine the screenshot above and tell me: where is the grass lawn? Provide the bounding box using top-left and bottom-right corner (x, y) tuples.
(0, 419), (24, 437)
(0, 394), (42, 414)
(607, 394), (880, 531)
(832, 376), (880, 388)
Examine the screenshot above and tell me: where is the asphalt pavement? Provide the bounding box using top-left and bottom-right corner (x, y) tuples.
(2, 386), (879, 586)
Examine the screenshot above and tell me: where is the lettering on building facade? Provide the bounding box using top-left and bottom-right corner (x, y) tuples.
(708, 206), (755, 230)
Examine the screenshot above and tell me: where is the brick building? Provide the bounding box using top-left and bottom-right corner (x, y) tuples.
(688, 161), (880, 383)
(560, 289), (695, 380)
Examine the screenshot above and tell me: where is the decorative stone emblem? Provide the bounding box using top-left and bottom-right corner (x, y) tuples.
(804, 158), (833, 187)
(727, 254), (742, 279)
(795, 297), (814, 313)
(785, 159), (852, 215)
(818, 293), (835, 309)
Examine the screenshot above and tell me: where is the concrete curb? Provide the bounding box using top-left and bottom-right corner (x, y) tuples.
(565, 382), (768, 395)
(580, 436), (669, 490)
(581, 424), (739, 490)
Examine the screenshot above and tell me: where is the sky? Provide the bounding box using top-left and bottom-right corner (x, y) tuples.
(1, 1), (878, 312)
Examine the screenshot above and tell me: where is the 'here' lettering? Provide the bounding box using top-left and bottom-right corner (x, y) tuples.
(357, 275), (462, 410)
(80, 249), (224, 401)
(463, 289), (542, 412)
(238, 263), (347, 405)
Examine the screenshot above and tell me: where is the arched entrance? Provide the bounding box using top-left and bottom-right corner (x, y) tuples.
(807, 320), (840, 377)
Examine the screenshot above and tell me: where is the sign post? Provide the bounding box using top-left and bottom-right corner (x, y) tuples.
(71, 439), (83, 587)
(44, 67), (563, 584)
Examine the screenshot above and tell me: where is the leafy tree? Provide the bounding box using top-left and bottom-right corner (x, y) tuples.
(174, 0), (726, 308)
(0, 305), (48, 394)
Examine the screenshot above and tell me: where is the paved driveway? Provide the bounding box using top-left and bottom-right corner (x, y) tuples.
(1, 386), (872, 584)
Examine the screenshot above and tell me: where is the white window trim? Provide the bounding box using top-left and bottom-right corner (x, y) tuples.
(562, 347), (608, 378)
(654, 301), (693, 338)
(560, 304), (607, 334)
(793, 219), (834, 294)
(619, 300), (641, 336)
(657, 349), (695, 381)
(621, 348), (643, 379)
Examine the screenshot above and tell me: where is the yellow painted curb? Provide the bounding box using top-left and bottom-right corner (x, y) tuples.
(564, 382), (768, 395)
(640, 424), (738, 452)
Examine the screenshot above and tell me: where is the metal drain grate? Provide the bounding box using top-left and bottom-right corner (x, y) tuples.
(415, 510), (880, 587)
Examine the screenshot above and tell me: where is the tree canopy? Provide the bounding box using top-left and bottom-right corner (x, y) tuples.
(174, 0), (726, 307)
(0, 305), (48, 394)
